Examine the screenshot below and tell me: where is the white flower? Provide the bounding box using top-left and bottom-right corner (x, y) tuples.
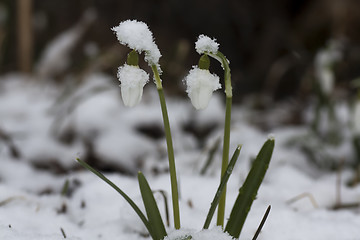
(112, 20), (161, 66)
(195, 35), (219, 55)
(117, 64), (149, 107)
(316, 68), (334, 95)
(353, 100), (360, 135)
(314, 40), (342, 95)
(184, 67), (221, 110)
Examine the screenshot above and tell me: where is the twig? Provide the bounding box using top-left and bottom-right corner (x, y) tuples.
(286, 192), (319, 208)
(60, 227), (66, 238)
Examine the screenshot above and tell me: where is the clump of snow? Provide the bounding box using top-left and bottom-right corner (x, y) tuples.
(195, 35), (219, 55)
(268, 133), (275, 140)
(117, 64), (149, 107)
(165, 227), (233, 240)
(112, 20), (161, 66)
(184, 66), (221, 110)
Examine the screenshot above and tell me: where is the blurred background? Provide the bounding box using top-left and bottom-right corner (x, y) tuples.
(2, 0), (360, 101)
(1, 0), (360, 175)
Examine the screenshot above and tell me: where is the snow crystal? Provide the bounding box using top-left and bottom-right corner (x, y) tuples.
(268, 133), (275, 140)
(117, 64), (149, 107)
(184, 66), (221, 110)
(112, 20), (161, 65)
(195, 35), (219, 55)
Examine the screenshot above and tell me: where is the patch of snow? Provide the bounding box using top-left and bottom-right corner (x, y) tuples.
(195, 35), (219, 55)
(112, 20), (161, 66)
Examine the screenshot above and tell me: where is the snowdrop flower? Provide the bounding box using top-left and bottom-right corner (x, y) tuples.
(315, 40), (342, 95)
(184, 66), (221, 110)
(117, 64), (149, 107)
(353, 100), (360, 135)
(112, 20), (161, 68)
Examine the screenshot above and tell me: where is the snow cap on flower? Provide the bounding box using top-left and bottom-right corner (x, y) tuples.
(112, 20), (161, 66)
(195, 35), (219, 55)
(353, 100), (360, 135)
(184, 66), (221, 110)
(117, 64), (149, 107)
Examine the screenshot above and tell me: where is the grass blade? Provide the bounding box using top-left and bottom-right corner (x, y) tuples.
(75, 158), (152, 237)
(138, 171), (167, 240)
(225, 138), (274, 238)
(252, 205), (271, 240)
(203, 145), (242, 229)
(200, 138), (221, 175)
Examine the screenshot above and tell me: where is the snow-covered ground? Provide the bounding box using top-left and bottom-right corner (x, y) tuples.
(1, 74), (360, 240)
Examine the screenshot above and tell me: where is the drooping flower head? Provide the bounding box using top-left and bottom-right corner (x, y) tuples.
(184, 66), (221, 110)
(184, 35), (222, 110)
(112, 20), (160, 107)
(117, 64), (149, 107)
(314, 40), (342, 96)
(112, 20), (161, 68)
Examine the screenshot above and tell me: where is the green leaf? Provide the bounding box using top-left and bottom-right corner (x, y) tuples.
(138, 171), (167, 240)
(75, 159), (152, 237)
(252, 205), (271, 240)
(203, 145), (242, 229)
(200, 138), (221, 175)
(225, 138), (274, 238)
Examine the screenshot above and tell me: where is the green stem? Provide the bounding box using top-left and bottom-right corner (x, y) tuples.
(217, 96), (232, 226)
(151, 65), (181, 229)
(207, 51), (232, 227)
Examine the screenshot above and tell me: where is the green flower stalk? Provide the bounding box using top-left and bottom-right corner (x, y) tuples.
(112, 20), (180, 229)
(152, 64), (181, 229)
(184, 34), (232, 227)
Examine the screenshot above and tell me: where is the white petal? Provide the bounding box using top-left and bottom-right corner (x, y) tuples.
(189, 85), (213, 110)
(184, 67), (221, 110)
(117, 64), (149, 107)
(121, 84), (144, 107)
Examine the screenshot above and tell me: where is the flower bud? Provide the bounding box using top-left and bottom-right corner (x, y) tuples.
(184, 67), (221, 110)
(198, 54), (210, 70)
(117, 64), (149, 107)
(127, 50), (139, 66)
